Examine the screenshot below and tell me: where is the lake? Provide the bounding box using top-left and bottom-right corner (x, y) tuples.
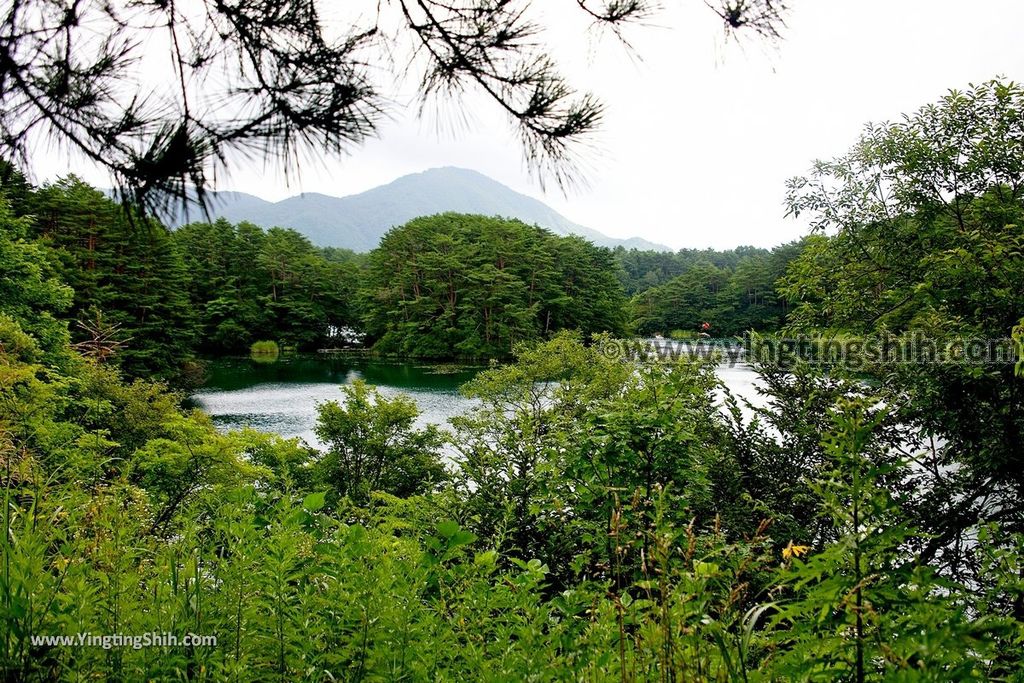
(190, 352), (765, 448)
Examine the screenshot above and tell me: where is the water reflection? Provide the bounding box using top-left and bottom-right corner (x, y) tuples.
(190, 356), (485, 447)
(190, 354), (763, 449)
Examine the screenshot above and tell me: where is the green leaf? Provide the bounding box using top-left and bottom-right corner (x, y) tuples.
(474, 549), (498, 567)
(694, 561), (719, 577)
(436, 519), (460, 539)
(302, 491), (327, 511)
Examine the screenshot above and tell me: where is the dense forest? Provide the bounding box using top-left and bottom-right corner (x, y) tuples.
(625, 242), (804, 337)
(173, 219), (362, 355)
(0, 170), (799, 379)
(2, 80), (1024, 681)
(360, 213), (628, 358)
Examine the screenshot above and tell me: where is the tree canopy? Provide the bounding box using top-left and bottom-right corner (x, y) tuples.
(361, 213), (627, 358)
(783, 80), (1024, 338)
(173, 219), (362, 354)
(780, 78), (1024, 574)
(627, 241), (803, 337)
(0, 172), (369, 381)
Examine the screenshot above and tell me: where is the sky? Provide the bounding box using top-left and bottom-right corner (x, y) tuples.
(37, 0), (1024, 250)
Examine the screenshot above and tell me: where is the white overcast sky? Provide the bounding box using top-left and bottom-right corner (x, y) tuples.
(41, 0), (1024, 250)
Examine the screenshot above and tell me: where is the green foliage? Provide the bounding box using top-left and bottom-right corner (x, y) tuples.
(250, 340), (280, 361)
(626, 240), (804, 337)
(453, 332), (754, 588)
(614, 244), (768, 295)
(765, 399), (1002, 681)
(1014, 319), (1024, 377)
(781, 80), (1024, 340)
(313, 380), (447, 505)
(28, 177), (197, 380)
(451, 332), (633, 577)
(0, 197), (73, 365)
(3, 170), (366, 378)
(781, 79), (1024, 578)
(361, 213), (627, 358)
(3, 312), (1024, 679)
(565, 356), (728, 580)
(173, 219), (361, 354)
(4, 80), (1024, 681)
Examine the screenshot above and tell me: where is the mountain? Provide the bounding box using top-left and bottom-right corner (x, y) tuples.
(171, 167), (671, 252)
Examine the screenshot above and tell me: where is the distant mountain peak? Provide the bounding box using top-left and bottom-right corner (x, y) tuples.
(171, 168), (672, 253)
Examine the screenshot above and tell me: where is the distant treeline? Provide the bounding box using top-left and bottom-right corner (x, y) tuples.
(2, 169), (802, 378)
(618, 243), (805, 337)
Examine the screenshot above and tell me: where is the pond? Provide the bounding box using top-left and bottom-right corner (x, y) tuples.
(189, 352), (765, 448)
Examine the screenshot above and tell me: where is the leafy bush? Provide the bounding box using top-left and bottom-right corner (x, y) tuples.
(3, 326), (1024, 680)
(250, 340), (280, 355)
(313, 380), (447, 505)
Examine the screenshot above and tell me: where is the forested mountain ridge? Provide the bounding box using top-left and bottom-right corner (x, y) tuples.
(168, 167), (671, 252)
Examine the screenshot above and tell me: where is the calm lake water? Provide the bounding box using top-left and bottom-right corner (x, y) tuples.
(190, 353), (764, 448)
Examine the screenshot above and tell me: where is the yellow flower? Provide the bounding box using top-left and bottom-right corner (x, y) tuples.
(782, 540), (810, 561)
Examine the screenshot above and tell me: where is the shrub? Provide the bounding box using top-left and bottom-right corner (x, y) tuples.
(249, 340), (280, 363)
